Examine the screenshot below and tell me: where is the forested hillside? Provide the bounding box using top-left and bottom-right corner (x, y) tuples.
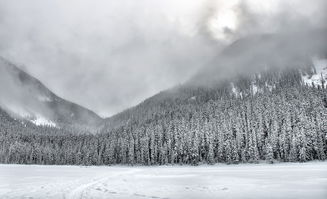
(0, 107), (90, 164)
(1, 67), (326, 165)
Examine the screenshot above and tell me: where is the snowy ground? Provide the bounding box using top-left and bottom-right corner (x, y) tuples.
(0, 162), (327, 199)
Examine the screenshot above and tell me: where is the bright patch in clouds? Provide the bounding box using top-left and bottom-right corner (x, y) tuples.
(208, 8), (238, 41)
(206, 0), (312, 41)
(206, 0), (239, 41)
(0, 0), (325, 117)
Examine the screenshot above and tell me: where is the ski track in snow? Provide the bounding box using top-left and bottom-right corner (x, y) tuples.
(66, 169), (141, 199)
(0, 162), (327, 199)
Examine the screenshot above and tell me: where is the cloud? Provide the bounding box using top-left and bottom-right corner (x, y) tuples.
(190, 0), (327, 85)
(0, 0), (326, 116)
(0, 0), (220, 117)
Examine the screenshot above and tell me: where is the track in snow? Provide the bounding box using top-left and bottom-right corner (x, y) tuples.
(0, 162), (327, 199)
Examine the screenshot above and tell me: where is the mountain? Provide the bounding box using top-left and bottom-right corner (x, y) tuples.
(0, 57), (103, 131)
(191, 30), (327, 87)
(103, 60), (326, 132)
(103, 32), (327, 132)
(98, 63), (326, 165)
(1, 34), (326, 166)
(96, 34), (327, 165)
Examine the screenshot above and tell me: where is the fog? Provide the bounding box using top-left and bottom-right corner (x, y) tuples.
(0, 0), (326, 117)
(0, 57), (55, 121)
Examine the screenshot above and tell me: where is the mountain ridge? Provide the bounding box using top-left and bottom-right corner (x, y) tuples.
(0, 57), (103, 131)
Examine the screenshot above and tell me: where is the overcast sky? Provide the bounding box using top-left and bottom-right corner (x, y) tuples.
(0, 0), (325, 117)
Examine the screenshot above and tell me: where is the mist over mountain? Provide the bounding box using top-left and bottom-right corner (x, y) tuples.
(190, 29), (327, 86)
(0, 0), (327, 167)
(0, 0), (326, 117)
(1, 3), (327, 199)
(0, 57), (103, 131)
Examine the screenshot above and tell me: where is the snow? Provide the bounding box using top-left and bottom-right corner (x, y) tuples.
(251, 83), (259, 95)
(4, 104), (32, 118)
(0, 162), (326, 199)
(231, 82), (239, 97)
(31, 115), (56, 127)
(302, 58), (327, 87)
(232, 81), (261, 97)
(37, 95), (52, 102)
(2, 104), (56, 127)
(189, 96), (197, 101)
(265, 82), (275, 92)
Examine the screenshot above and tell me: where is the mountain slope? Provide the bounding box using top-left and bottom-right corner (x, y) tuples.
(0, 57), (103, 130)
(190, 30), (327, 87)
(1, 33), (326, 165)
(99, 66), (327, 165)
(103, 53), (326, 133)
(97, 34), (327, 165)
(104, 31), (327, 125)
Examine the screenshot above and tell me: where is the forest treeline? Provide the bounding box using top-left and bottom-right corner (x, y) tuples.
(0, 69), (326, 165)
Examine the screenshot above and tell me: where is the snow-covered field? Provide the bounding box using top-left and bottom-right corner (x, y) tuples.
(0, 162), (326, 199)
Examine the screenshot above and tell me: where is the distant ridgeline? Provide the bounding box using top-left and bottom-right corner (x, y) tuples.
(0, 66), (327, 165)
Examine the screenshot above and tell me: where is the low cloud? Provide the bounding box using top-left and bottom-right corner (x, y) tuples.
(0, 0), (326, 116)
